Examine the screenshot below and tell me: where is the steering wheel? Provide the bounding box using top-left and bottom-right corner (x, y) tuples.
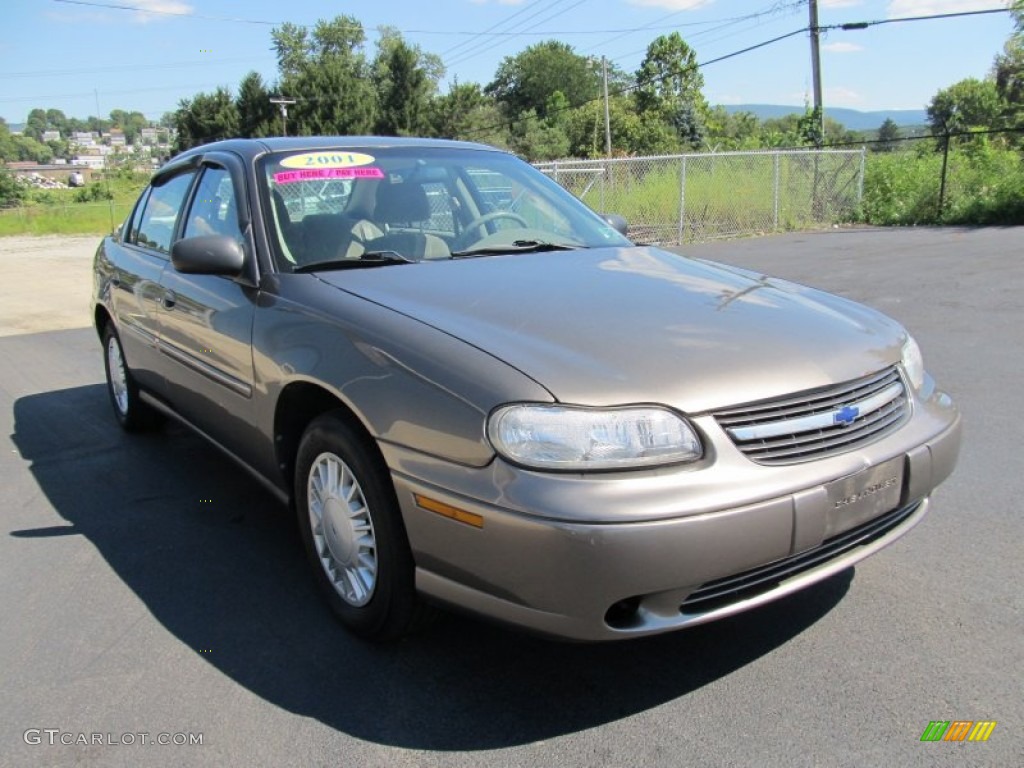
(455, 211), (529, 249)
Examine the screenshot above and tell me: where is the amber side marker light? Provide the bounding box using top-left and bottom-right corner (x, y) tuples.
(414, 494), (484, 528)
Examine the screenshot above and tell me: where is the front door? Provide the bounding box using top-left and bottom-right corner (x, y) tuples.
(157, 163), (261, 464)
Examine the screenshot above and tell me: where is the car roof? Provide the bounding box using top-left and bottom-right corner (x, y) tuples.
(172, 136), (507, 164)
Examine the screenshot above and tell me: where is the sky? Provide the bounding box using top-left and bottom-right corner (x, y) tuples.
(0, 0), (1016, 125)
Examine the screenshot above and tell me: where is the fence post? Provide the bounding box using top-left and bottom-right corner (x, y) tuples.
(773, 152), (780, 231)
(857, 147), (866, 206)
(677, 155), (687, 245)
(938, 131), (950, 220)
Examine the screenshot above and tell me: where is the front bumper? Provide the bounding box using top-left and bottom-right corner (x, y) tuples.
(385, 389), (961, 641)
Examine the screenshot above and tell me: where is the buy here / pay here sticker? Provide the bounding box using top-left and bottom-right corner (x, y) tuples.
(274, 167), (384, 184)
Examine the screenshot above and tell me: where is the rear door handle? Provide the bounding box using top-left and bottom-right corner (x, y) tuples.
(162, 290), (177, 309)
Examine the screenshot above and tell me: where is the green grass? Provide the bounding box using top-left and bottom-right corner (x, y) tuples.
(0, 201), (133, 236)
(570, 153), (862, 242)
(0, 171), (147, 237)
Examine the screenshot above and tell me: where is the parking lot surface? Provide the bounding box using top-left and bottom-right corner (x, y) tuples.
(1, 227), (1020, 767)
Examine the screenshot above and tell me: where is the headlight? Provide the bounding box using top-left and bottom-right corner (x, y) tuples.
(901, 335), (926, 391)
(487, 404), (702, 471)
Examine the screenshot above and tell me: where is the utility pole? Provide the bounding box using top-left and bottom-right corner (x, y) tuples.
(808, 0), (824, 145)
(602, 56), (612, 157)
(269, 97), (296, 137)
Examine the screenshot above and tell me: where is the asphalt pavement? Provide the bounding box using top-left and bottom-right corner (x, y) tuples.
(1, 227), (1020, 767)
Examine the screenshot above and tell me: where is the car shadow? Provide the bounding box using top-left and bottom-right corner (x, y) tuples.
(11, 384), (852, 751)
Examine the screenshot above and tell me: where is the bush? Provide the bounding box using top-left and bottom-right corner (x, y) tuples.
(73, 183), (115, 203)
(859, 143), (1024, 225)
(0, 171), (27, 208)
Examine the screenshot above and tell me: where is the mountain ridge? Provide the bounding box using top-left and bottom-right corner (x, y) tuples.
(720, 104), (928, 131)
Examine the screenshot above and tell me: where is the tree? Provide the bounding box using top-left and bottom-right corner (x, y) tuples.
(927, 78), (1003, 143)
(994, 0), (1024, 139)
(635, 33), (708, 149)
(24, 108), (48, 141)
(109, 109), (148, 144)
(236, 71), (277, 137)
(173, 87), (240, 152)
(45, 109), (68, 135)
(373, 29), (440, 136)
(875, 118), (900, 152)
(273, 16), (377, 136)
(564, 95), (679, 157)
(428, 81), (509, 146)
(703, 107), (764, 151)
(486, 41), (601, 119)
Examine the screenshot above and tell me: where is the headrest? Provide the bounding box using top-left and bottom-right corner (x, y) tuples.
(375, 181), (431, 224)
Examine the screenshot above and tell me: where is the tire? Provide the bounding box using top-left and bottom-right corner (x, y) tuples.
(102, 325), (163, 432)
(295, 412), (428, 641)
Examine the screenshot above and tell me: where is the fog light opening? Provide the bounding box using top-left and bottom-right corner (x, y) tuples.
(604, 596), (642, 629)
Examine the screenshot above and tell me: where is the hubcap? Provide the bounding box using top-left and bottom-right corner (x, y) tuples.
(307, 452), (377, 607)
(106, 336), (129, 415)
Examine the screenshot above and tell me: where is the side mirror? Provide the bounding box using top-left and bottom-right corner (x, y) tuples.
(601, 214), (628, 237)
(171, 235), (245, 277)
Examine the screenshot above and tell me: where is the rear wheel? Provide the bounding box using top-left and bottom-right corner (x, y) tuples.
(102, 325), (162, 431)
(295, 412), (428, 641)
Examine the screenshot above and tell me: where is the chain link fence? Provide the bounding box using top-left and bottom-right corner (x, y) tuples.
(535, 149), (866, 245)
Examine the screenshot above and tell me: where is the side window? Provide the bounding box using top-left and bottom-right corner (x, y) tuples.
(134, 172), (195, 254)
(183, 166), (244, 246)
(124, 187), (151, 244)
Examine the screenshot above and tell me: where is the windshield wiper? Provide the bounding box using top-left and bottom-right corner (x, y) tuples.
(293, 251), (414, 273)
(450, 240), (582, 259)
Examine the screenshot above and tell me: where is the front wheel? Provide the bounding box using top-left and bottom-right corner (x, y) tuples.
(295, 413), (428, 641)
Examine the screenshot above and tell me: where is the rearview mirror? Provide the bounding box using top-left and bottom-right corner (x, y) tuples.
(171, 235), (245, 277)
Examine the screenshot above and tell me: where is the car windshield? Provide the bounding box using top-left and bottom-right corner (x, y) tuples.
(258, 146), (631, 272)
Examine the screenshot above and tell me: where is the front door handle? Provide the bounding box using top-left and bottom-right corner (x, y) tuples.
(162, 290), (177, 309)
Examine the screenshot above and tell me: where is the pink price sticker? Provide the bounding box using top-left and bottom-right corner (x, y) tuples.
(273, 167), (384, 184)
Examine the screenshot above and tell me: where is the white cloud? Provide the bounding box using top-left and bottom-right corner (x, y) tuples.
(887, 0), (1008, 18)
(824, 86), (866, 106)
(822, 41), (864, 52)
(130, 0), (194, 23)
(628, 0), (716, 11)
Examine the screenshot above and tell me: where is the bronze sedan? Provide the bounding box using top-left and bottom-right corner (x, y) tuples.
(92, 137), (960, 641)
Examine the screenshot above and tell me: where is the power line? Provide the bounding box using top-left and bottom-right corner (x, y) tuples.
(464, 4), (1015, 141)
(439, 0), (548, 58)
(0, 57), (276, 79)
(822, 6), (1011, 33)
(52, 0), (285, 25)
(445, 0), (586, 69)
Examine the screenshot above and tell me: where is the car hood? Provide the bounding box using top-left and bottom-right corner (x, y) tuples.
(316, 246), (906, 413)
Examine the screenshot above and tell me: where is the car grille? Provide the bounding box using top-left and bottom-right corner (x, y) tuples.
(679, 499), (921, 615)
(714, 367), (909, 465)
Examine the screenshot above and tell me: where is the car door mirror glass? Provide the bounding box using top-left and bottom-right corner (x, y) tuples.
(171, 235), (245, 277)
(601, 214), (628, 237)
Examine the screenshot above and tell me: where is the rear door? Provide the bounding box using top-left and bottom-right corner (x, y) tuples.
(106, 170), (197, 395)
